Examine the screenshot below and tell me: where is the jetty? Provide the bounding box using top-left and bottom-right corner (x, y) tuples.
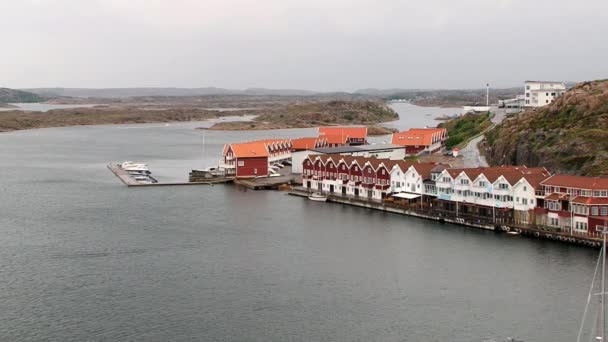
(107, 163), (233, 187)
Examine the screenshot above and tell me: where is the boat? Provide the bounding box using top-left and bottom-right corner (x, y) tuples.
(120, 161), (150, 173)
(308, 193), (327, 202)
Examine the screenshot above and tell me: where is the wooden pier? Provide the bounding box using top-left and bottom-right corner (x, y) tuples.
(107, 163), (233, 187)
(288, 188), (602, 248)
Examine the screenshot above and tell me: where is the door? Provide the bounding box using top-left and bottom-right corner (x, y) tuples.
(329, 185), (334, 193)
(367, 190), (373, 198)
(342, 186), (346, 195)
(306, 181), (311, 189)
(354, 188), (359, 197)
(318, 183), (322, 192)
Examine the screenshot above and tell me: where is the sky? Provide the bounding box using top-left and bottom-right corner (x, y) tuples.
(2, 0), (608, 91)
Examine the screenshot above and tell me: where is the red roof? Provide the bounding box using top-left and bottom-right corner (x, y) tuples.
(571, 196), (608, 205)
(292, 137), (327, 151)
(545, 193), (568, 201)
(541, 175), (608, 190)
(318, 127), (367, 139)
(445, 166), (551, 187)
(391, 128), (446, 147)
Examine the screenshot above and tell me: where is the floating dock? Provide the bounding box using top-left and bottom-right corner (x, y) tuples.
(107, 163), (233, 187)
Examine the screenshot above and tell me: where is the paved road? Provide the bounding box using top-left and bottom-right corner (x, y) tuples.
(459, 106), (506, 168)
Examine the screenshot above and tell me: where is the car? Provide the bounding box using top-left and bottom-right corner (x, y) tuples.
(269, 173), (281, 177)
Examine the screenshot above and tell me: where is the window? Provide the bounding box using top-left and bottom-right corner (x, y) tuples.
(499, 183), (509, 190)
(546, 92), (549, 96)
(479, 181), (487, 187)
(237, 160), (245, 166)
(460, 179), (469, 185)
(592, 207), (599, 216)
(354, 166), (358, 171)
(522, 198), (528, 205)
(594, 191), (601, 197)
(381, 169), (385, 175)
(602, 207), (608, 216)
(523, 186), (527, 191)
(253, 168), (257, 174)
(546, 100), (549, 103)
(551, 92), (555, 96)
(602, 191), (607, 197)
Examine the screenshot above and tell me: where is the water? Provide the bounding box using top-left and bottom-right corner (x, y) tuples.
(0, 103), (98, 112)
(0, 105), (597, 341)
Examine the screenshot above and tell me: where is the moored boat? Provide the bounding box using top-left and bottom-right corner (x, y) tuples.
(308, 193), (327, 202)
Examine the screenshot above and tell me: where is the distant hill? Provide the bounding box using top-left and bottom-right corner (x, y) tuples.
(23, 87), (319, 98)
(483, 79), (608, 176)
(0, 88), (45, 103)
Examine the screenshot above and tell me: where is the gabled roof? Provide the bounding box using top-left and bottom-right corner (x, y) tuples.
(541, 175), (608, 190)
(445, 166), (551, 187)
(391, 128), (447, 147)
(292, 137), (327, 150)
(571, 197), (608, 205)
(318, 127), (367, 139)
(228, 142), (269, 158)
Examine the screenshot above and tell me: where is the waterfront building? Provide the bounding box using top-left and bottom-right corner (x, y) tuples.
(318, 127), (368, 146)
(431, 166), (551, 225)
(390, 128), (448, 155)
(498, 95), (525, 114)
(524, 81), (566, 107)
(536, 175), (608, 233)
(291, 144), (406, 174)
(221, 139), (292, 178)
(302, 154), (440, 200)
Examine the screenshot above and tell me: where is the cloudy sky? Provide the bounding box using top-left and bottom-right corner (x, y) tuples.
(2, 0), (607, 90)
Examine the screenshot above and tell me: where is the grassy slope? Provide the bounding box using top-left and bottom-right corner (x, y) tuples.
(439, 112), (492, 149)
(484, 80), (608, 176)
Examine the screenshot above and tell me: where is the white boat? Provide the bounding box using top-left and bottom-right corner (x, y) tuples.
(121, 161), (150, 173)
(308, 193), (327, 202)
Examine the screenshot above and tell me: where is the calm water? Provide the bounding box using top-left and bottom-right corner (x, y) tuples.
(0, 105), (597, 341)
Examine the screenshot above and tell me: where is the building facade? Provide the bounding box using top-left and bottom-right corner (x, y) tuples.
(221, 139), (292, 178)
(536, 175), (608, 233)
(524, 81), (566, 107)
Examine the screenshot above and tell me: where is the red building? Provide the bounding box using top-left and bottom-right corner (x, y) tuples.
(538, 175), (608, 233)
(221, 139), (291, 178)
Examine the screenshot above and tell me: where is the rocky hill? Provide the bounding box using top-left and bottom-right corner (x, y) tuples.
(483, 80), (608, 176)
(208, 100), (399, 130)
(0, 88), (45, 104)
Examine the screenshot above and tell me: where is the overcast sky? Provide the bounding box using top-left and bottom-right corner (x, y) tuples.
(2, 0), (607, 91)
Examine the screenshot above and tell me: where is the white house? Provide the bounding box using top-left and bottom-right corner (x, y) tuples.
(524, 81), (566, 107)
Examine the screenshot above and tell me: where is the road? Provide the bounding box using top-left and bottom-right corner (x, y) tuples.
(459, 106), (506, 168)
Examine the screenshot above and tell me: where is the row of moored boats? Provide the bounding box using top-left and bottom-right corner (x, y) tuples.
(120, 161), (158, 184)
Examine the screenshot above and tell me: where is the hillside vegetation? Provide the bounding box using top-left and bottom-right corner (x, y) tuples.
(0, 88), (45, 104)
(439, 112), (492, 149)
(484, 80), (608, 176)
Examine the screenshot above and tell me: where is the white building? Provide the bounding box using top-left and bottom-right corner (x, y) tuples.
(524, 81), (566, 107)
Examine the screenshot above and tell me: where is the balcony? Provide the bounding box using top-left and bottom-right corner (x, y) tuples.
(375, 184), (390, 190)
(361, 182), (374, 189)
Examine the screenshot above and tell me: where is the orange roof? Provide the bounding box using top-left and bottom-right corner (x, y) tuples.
(228, 142), (269, 158)
(391, 128), (446, 147)
(318, 127), (367, 139)
(292, 137), (326, 150)
(541, 175), (608, 190)
(324, 134), (349, 145)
